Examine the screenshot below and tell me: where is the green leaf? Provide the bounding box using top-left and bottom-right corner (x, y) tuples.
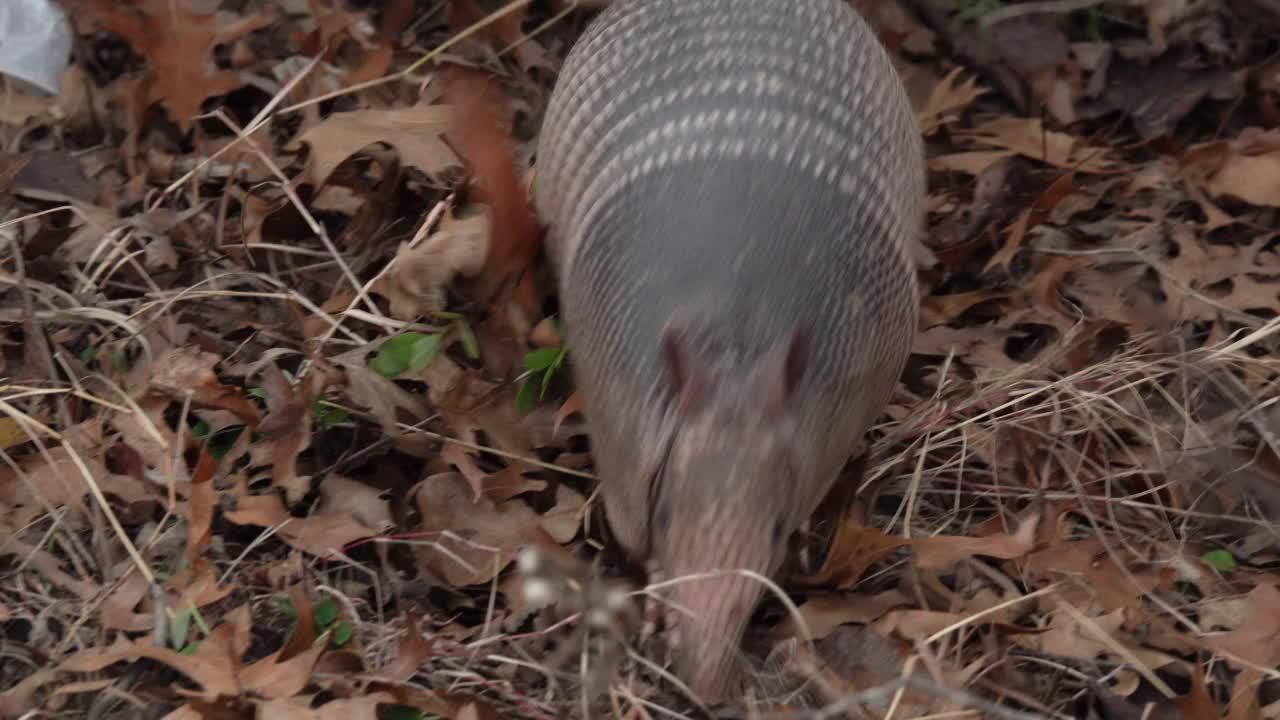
(170, 606), (193, 651)
(79, 346), (99, 363)
(458, 322), (480, 360)
(516, 377), (538, 413)
(192, 420), (211, 439)
(540, 364), (556, 400)
(247, 387), (267, 399)
(1202, 549), (1236, 573)
(313, 401), (349, 429)
(274, 595), (297, 618)
(313, 597), (339, 628)
(524, 348), (562, 372)
(331, 620), (354, 647)
(370, 332), (430, 378)
(190, 606), (212, 635)
(179, 641), (200, 655)
(407, 334), (443, 373)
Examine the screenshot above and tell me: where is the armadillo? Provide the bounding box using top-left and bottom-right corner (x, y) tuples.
(534, 0), (924, 701)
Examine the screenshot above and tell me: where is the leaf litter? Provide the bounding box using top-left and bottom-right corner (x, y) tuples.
(1, 0), (1280, 718)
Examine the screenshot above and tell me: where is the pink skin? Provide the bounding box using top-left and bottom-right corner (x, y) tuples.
(646, 320), (814, 702)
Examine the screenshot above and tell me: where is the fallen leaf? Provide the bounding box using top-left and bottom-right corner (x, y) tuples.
(1016, 604), (1185, 675)
(253, 363), (323, 503)
(538, 483), (586, 543)
(286, 105), (459, 188)
(0, 668), (59, 718)
(71, 0), (271, 131)
(239, 630), (324, 699)
(773, 590), (911, 641)
(317, 474), (392, 531)
(792, 520), (909, 589)
(412, 472), (558, 587)
(984, 172), (1076, 273)
(911, 508), (1041, 570)
(1203, 142), (1280, 208)
(0, 418), (27, 450)
(374, 206), (491, 319)
(337, 352), (430, 438)
(378, 615), (436, 683)
(223, 493), (388, 559)
(185, 446), (218, 565)
(0, 65), (97, 128)
(872, 608), (968, 641)
(60, 629), (240, 699)
(1204, 582), (1280, 668)
(10, 150), (97, 204)
(148, 346), (262, 426)
(251, 694), (390, 720)
(438, 67), (541, 304)
(917, 67), (989, 135)
(954, 117), (1121, 173)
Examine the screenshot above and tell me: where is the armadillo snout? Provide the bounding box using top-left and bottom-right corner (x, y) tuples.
(665, 573), (760, 702)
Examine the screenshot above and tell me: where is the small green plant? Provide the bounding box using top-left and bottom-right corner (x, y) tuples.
(276, 594), (355, 648)
(313, 400), (349, 429)
(169, 603), (212, 653)
(1202, 549), (1236, 574)
(516, 346), (567, 412)
(370, 313), (480, 379)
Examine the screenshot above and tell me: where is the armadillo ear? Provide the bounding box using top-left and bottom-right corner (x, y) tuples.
(782, 325), (810, 396)
(762, 325), (809, 415)
(662, 316), (709, 413)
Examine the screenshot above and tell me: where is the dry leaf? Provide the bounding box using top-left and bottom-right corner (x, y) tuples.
(0, 65), (97, 128)
(538, 483), (587, 543)
(954, 117), (1121, 173)
(793, 521), (909, 589)
(1204, 582), (1280, 668)
(375, 206), (491, 319)
(1203, 146), (1280, 207)
(412, 472), (558, 587)
(148, 346), (262, 425)
(254, 363), (325, 503)
(872, 608), (968, 641)
(287, 105), (459, 188)
(251, 694), (390, 720)
(317, 474), (392, 531)
(438, 67), (542, 303)
(72, 0), (271, 131)
(378, 616), (436, 682)
(773, 590), (911, 641)
(911, 509), (1040, 570)
(61, 630), (240, 700)
(338, 360), (429, 439)
(917, 68), (989, 135)
(223, 493), (388, 558)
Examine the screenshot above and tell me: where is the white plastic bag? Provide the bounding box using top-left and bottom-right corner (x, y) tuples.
(0, 0), (73, 95)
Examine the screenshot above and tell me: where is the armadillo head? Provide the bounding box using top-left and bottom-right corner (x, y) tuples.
(648, 317), (816, 702)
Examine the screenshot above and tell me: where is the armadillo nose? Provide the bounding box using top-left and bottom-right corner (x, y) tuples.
(682, 646), (739, 703)
(668, 575), (756, 703)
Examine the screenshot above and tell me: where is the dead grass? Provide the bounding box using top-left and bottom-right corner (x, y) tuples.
(2, 0), (1279, 718)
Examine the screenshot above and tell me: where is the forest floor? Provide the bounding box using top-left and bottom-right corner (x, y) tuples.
(2, 0), (1280, 718)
